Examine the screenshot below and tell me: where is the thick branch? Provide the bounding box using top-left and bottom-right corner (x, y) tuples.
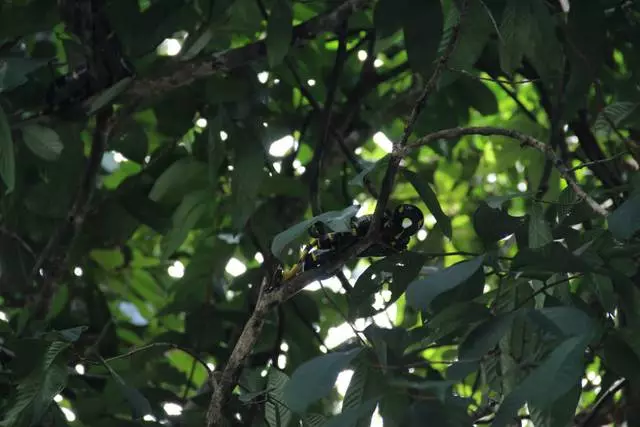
(128, 0), (371, 101)
(407, 126), (609, 217)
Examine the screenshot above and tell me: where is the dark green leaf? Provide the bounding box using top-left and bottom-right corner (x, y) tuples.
(86, 77), (133, 115)
(406, 256), (484, 311)
(403, 0), (444, 78)
(492, 335), (589, 426)
(498, 0), (533, 74)
(0, 104), (15, 193)
(608, 192), (640, 240)
(266, 0), (293, 68)
(349, 251), (426, 318)
(21, 125), (63, 161)
(322, 398), (378, 427)
(528, 203), (552, 249)
(102, 360), (152, 420)
(282, 348), (362, 413)
(0, 57), (49, 91)
(265, 369), (291, 427)
(458, 312), (519, 360)
(149, 158), (208, 202)
(472, 202), (523, 245)
(1, 341), (69, 426)
(230, 135), (265, 229)
(161, 190), (209, 259)
(403, 169), (452, 238)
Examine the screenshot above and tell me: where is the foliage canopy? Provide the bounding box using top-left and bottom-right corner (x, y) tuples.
(0, 0), (639, 426)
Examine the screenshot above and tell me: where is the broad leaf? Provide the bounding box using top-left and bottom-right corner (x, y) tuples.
(265, 369), (292, 427)
(102, 360), (152, 420)
(0, 104), (14, 193)
(266, 0), (293, 68)
(282, 348), (362, 413)
(458, 312), (519, 360)
(403, 0), (444, 78)
(21, 125), (64, 161)
(528, 203), (552, 249)
(403, 169), (452, 238)
(492, 335), (589, 426)
(608, 192), (640, 240)
(498, 0), (533, 74)
(322, 398), (378, 427)
(406, 256), (485, 311)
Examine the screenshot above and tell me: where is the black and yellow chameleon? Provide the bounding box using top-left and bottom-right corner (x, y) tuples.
(276, 204), (424, 282)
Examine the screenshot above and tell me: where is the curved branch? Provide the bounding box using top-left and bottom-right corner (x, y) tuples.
(406, 126), (609, 217)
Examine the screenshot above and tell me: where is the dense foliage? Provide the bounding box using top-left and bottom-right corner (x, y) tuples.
(0, 0), (639, 426)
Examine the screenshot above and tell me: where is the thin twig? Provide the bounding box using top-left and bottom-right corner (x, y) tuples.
(105, 342), (212, 374)
(577, 378), (626, 427)
(567, 152), (627, 173)
(0, 226), (35, 257)
(368, 0), (469, 235)
(406, 126), (609, 217)
(309, 20), (350, 216)
(31, 109), (113, 319)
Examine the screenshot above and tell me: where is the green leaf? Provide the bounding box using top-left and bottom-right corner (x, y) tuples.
(529, 384), (581, 427)
(608, 192), (640, 240)
(21, 125), (64, 161)
(282, 348), (362, 413)
(265, 370), (292, 427)
(406, 256), (484, 311)
(0, 104), (15, 193)
(444, 0), (494, 76)
(374, 0), (404, 38)
(149, 158), (208, 202)
(342, 359), (384, 427)
(403, 0), (444, 78)
(0, 57), (49, 92)
(86, 77), (133, 115)
(498, 0), (533, 74)
(492, 335), (589, 427)
(349, 155), (389, 188)
(45, 326), (88, 343)
(593, 102), (638, 137)
(458, 312), (519, 360)
(349, 251), (426, 318)
(406, 301), (490, 353)
(1, 341), (69, 426)
(266, 0), (293, 68)
(472, 202), (523, 245)
(45, 284), (69, 322)
(270, 205), (360, 259)
(528, 203), (552, 249)
(230, 134), (265, 229)
(102, 359), (152, 420)
(528, 306), (597, 338)
(321, 398), (378, 427)
(161, 190), (209, 259)
(403, 169), (452, 238)
(585, 273), (616, 313)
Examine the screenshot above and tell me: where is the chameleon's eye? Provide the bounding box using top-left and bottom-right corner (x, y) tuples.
(402, 217), (413, 229)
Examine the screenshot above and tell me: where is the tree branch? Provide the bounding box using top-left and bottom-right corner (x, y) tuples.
(127, 0), (372, 101)
(368, 0), (469, 235)
(205, 2), (469, 424)
(406, 126), (609, 217)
